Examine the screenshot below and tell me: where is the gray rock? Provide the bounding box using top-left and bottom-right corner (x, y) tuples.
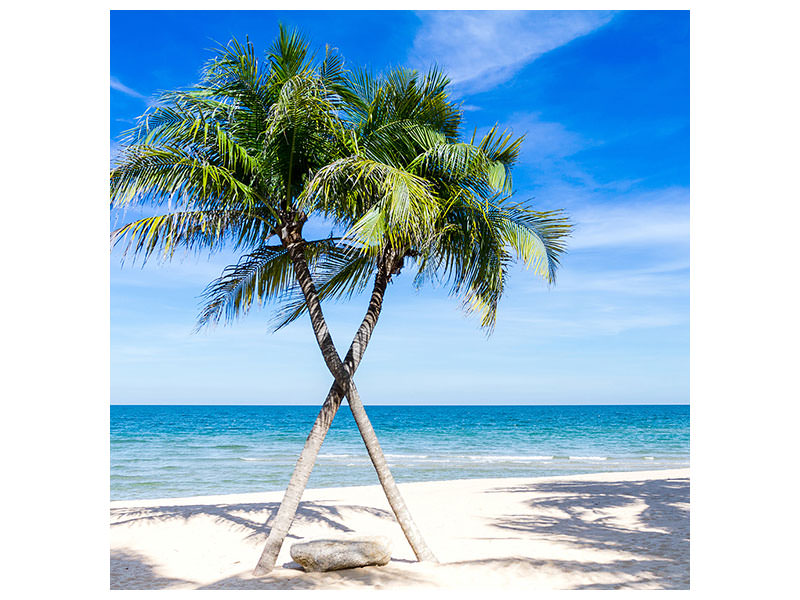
(290, 536), (392, 572)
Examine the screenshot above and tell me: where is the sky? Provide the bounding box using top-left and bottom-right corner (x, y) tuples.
(110, 10), (689, 405)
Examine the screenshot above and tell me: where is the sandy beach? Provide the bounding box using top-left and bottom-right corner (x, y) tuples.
(110, 468), (689, 590)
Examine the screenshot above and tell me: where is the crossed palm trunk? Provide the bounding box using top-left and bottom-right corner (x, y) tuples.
(253, 233), (437, 575)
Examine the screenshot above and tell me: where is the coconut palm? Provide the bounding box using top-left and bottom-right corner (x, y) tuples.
(193, 68), (571, 573)
(111, 29), (446, 567)
(110, 30), (570, 575)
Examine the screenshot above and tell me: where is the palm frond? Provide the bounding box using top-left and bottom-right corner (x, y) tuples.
(411, 192), (571, 331)
(196, 237), (343, 330)
(111, 209), (273, 265)
(110, 144), (268, 213)
(470, 126), (525, 193)
(200, 36), (273, 120)
(271, 243), (378, 331)
(267, 25), (314, 83)
(494, 205), (571, 283)
(301, 156), (441, 250)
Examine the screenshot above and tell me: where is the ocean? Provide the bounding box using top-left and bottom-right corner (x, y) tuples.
(110, 404), (689, 500)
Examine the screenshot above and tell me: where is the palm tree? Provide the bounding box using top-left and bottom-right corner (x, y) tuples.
(111, 29), (443, 567)
(110, 29), (571, 575)
(192, 68), (570, 573)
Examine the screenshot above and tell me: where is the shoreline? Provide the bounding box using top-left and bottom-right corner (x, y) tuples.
(111, 467), (687, 506)
(111, 468), (689, 589)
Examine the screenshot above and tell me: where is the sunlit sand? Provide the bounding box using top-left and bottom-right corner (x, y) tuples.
(111, 468), (689, 589)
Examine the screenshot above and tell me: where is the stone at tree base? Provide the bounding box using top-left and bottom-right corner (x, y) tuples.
(290, 536), (392, 572)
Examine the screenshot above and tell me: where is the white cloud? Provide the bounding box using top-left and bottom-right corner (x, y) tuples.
(506, 112), (587, 163)
(471, 111), (600, 198)
(568, 188), (689, 250)
(110, 139), (121, 163)
(409, 10), (615, 95)
(110, 76), (146, 99)
(501, 307), (686, 338)
(553, 262), (689, 296)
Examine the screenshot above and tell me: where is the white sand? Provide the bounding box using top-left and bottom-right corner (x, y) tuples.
(110, 468), (689, 589)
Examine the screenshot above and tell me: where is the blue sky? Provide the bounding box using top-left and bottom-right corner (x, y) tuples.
(110, 10), (689, 405)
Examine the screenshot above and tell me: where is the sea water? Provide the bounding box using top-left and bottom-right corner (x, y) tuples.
(111, 404), (689, 500)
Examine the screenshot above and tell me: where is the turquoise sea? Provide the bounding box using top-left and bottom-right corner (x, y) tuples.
(110, 405), (689, 500)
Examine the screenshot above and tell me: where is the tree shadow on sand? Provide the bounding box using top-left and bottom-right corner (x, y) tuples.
(110, 546), (433, 590)
(111, 500), (394, 543)
(195, 564), (433, 590)
(110, 548), (431, 590)
(110, 549), (194, 590)
(484, 477), (690, 589)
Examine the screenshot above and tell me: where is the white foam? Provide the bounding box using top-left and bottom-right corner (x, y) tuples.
(568, 456), (607, 461)
(644, 456), (655, 460)
(385, 454), (430, 459)
(466, 455), (554, 462)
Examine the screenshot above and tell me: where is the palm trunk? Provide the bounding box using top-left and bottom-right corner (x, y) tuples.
(275, 232), (437, 565)
(253, 249), (392, 575)
(342, 388), (437, 561)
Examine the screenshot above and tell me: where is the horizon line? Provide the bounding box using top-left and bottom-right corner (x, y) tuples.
(111, 403), (690, 407)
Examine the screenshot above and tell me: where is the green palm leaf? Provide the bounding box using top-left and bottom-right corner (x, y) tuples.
(196, 237), (345, 330)
(111, 209), (272, 265)
(271, 244), (378, 331)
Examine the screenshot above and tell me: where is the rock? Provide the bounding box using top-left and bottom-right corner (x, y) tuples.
(290, 536), (392, 572)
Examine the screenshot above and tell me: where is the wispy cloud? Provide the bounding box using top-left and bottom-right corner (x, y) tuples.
(568, 188), (689, 250)
(110, 139), (121, 163)
(409, 10), (615, 95)
(110, 76), (146, 100)
(503, 310), (686, 337)
(472, 111), (604, 201)
(551, 262), (689, 296)
(110, 250), (244, 289)
(506, 112), (588, 163)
